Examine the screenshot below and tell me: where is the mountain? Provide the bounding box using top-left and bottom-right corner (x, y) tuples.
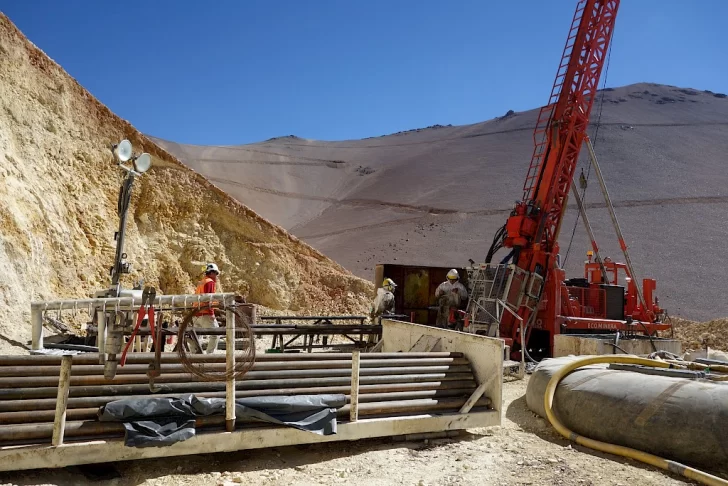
(0, 14), (372, 354)
(153, 84), (728, 321)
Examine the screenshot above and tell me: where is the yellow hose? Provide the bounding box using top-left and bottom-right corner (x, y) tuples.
(543, 355), (728, 486)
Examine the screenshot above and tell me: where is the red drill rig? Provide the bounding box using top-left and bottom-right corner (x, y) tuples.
(470, 0), (670, 361)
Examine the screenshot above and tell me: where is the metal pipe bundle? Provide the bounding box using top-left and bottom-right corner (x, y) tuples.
(0, 357), (467, 376)
(132, 325), (382, 336)
(0, 352), (461, 366)
(0, 351), (489, 446)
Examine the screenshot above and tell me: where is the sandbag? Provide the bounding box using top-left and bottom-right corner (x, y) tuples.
(526, 356), (728, 474)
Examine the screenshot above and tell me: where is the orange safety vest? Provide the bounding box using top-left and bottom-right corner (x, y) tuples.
(193, 277), (218, 315)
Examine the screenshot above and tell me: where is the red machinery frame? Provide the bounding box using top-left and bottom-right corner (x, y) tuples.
(484, 0), (669, 359)
(579, 254), (666, 324)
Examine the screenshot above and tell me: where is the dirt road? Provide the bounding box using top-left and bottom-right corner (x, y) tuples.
(0, 376), (693, 486)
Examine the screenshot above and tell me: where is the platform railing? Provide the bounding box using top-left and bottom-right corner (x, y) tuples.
(31, 293), (237, 351)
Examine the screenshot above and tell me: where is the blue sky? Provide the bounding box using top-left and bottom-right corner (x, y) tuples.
(2, 1), (726, 144)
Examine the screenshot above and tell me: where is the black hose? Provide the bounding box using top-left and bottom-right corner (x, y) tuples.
(637, 320), (658, 352)
(118, 175), (133, 216)
(485, 225), (507, 264)
(520, 271), (550, 365)
(605, 342), (629, 354)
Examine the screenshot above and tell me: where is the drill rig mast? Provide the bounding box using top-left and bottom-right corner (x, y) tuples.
(473, 0), (668, 360)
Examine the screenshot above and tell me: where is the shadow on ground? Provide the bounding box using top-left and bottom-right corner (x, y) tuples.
(504, 391), (697, 484)
(0, 430), (484, 486)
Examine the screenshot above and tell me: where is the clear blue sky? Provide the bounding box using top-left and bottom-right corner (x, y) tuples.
(2, 1), (726, 144)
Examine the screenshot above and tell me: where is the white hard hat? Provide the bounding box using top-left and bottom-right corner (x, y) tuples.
(205, 263), (220, 274)
(447, 269), (459, 280)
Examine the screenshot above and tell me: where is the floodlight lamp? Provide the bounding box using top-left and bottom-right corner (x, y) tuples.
(133, 153), (152, 173)
(115, 139), (133, 162)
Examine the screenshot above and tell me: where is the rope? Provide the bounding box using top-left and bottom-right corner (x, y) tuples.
(176, 304), (256, 382)
(562, 37), (613, 267)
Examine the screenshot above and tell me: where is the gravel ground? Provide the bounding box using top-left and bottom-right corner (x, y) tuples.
(0, 376), (696, 486)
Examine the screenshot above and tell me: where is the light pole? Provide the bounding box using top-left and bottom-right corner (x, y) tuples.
(100, 140), (152, 378)
(108, 140), (152, 297)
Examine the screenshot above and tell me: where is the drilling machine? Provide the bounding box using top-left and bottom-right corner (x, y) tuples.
(465, 0), (670, 361)
(92, 140), (153, 378)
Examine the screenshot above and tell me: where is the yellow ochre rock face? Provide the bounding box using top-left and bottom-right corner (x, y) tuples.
(0, 14), (373, 353)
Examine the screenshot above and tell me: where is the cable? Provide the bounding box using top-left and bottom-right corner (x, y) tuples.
(562, 39), (613, 267)
(544, 356), (728, 486)
(176, 304), (256, 382)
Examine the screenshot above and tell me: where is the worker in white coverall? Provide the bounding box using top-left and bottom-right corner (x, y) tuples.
(370, 278), (397, 324)
(435, 269), (468, 329)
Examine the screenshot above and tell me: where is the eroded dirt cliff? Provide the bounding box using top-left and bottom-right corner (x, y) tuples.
(0, 14), (373, 353)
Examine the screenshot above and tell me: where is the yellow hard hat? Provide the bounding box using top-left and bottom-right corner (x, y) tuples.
(382, 278), (397, 291)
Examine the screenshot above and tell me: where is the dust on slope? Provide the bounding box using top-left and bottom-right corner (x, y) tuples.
(0, 14), (373, 354)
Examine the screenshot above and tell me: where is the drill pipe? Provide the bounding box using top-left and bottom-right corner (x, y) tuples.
(0, 381), (477, 412)
(0, 358), (469, 377)
(0, 368), (473, 389)
(0, 352), (463, 366)
(0, 397), (491, 443)
(0, 388), (482, 424)
(134, 325), (381, 335)
(0, 375), (477, 400)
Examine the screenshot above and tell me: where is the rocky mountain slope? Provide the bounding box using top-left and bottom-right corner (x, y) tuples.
(0, 14), (373, 354)
(154, 84), (728, 322)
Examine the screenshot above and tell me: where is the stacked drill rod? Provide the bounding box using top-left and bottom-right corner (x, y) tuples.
(0, 352), (490, 446)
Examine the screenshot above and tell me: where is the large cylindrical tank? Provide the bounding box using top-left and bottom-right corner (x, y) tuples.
(526, 356), (728, 474)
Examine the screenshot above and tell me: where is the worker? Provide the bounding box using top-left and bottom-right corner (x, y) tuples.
(194, 263), (221, 354)
(434, 269), (468, 329)
(370, 278), (397, 324)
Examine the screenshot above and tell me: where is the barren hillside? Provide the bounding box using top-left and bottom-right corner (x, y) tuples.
(0, 14), (373, 354)
(154, 85), (728, 321)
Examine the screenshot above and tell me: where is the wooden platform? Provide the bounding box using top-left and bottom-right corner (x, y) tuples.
(0, 410), (498, 471)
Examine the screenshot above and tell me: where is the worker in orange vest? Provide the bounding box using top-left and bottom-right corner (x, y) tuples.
(194, 263), (221, 353)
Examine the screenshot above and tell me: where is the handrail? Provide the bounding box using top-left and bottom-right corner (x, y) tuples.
(32, 293), (237, 311)
(497, 299), (526, 379)
(31, 293), (237, 351)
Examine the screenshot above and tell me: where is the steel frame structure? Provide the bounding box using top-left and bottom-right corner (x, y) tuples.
(478, 0), (671, 359)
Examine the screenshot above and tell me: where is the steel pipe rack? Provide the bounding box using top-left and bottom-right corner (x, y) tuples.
(0, 320), (503, 472)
